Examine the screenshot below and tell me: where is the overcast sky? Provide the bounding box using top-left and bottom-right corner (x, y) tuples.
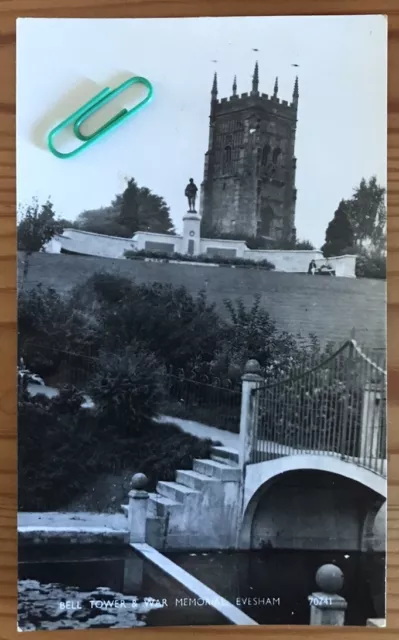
(17, 15), (387, 248)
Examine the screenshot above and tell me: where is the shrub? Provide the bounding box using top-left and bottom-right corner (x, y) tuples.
(99, 283), (222, 373)
(18, 386), (101, 511)
(355, 252), (386, 279)
(18, 285), (101, 377)
(198, 226), (315, 251)
(18, 385), (215, 511)
(70, 271), (135, 309)
(87, 343), (165, 436)
(206, 296), (324, 386)
(124, 249), (275, 270)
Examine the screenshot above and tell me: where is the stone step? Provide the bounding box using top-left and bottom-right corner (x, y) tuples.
(211, 455), (236, 465)
(193, 458), (241, 481)
(147, 492), (181, 517)
(176, 469), (219, 491)
(211, 445), (239, 465)
(156, 480), (200, 503)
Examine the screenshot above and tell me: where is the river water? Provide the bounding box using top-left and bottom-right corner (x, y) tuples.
(169, 548), (385, 625)
(18, 545), (384, 629)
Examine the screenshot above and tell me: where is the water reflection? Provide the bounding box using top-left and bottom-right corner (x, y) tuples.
(18, 545), (385, 629)
(18, 545), (227, 630)
(168, 548), (385, 626)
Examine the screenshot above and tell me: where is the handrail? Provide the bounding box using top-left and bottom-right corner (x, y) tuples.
(252, 339), (386, 395)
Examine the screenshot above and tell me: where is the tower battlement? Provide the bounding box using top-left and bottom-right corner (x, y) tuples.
(209, 64), (298, 120)
(212, 92), (297, 115)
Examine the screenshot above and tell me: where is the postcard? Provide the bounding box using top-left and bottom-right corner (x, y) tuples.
(16, 15), (387, 630)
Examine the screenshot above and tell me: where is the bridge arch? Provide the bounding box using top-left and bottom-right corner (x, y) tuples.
(239, 455), (386, 551)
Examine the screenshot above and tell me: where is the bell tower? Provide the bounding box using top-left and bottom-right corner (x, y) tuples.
(200, 64), (299, 242)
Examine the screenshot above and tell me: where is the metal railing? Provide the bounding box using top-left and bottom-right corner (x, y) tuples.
(250, 340), (387, 477)
(18, 342), (242, 433)
(159, 371), (242, 433)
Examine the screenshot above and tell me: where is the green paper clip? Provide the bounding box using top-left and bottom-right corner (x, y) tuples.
(47, 76), (153, 159)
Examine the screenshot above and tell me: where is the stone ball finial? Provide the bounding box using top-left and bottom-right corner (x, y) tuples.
(244, 359), (261, 375)
(315, 564), (344, 594)
(130, 473), (148, 490)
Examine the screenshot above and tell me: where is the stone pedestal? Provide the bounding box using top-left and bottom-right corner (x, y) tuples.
(309, 564), (347, 626)
(128, 489), (149, 543)
(308, 592), (347, 626)
(182, 211), (201, 256)
(127, 473), (149, 544)
(239, 359), (262, 468)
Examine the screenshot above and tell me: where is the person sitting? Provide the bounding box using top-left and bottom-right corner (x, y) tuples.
(308, 259), (317, 275)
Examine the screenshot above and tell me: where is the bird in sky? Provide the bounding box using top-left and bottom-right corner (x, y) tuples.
(252, 48), (259, 51)
(291, 63), (299, 67)
(211, 59), (218, 63)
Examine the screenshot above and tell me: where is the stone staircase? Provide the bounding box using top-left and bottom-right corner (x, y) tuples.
(122, 445), (242, 550)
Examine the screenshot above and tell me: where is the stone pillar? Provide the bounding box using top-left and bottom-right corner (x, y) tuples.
(239, 359), (263, 468)
(128, 473), (149, 544)
(182, 212), (201, 256)
(360, 384), (382, 462)
(309, 564), (347, 626)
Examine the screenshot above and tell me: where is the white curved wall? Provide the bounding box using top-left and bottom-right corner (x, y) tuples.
(240, 456), (386, 551)
(44, 229), (356, 277)
(243, 455), (386, 515)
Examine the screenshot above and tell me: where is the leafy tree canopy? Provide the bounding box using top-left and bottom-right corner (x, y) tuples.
(17, 198), (64, 253)
(322, 200), (354, 258)
(346, 176), (386, 251)
(75, 178), (175, 238)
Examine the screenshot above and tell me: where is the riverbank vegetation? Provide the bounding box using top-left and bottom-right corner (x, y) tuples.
(18, 273), (330, 511)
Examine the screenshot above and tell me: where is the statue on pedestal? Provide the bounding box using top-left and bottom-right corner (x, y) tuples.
(185, 178), (198, 212)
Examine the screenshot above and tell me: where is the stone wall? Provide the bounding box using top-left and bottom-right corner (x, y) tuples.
(58, 228), (135, 258)
(18, 252), (386, 350)
(48, 229), (356, 276)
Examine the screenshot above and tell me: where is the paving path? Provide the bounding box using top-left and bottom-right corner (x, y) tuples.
(156, 415), (239, 450)
(18, 511), (128, 532)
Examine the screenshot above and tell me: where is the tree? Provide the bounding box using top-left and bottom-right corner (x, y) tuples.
(87, 343), (165, 436)
(18, 284), (101, 379)
(295, 239), (315, 250)
(355, 250), (386, 279)
(321, 200), (354, 258)
(346, 176), (386, 250)
(117, 178), (175, 236)
(17, 198), (65, 289)
(17, 198), (64, 253)
(75, 178), (175, 237)
(75, 206), (126, 237)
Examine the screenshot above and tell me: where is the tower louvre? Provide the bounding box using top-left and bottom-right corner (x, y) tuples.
(200, 66), (299, 242)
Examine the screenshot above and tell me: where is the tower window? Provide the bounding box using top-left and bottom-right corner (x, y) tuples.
(272, 147), (282, 164)
(223, 145), (232, 172)
(261, 144), (271, 166)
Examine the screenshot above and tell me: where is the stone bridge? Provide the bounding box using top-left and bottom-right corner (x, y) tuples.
(126, 341), (387, 554)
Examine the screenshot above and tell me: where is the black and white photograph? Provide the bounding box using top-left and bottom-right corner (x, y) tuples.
(16, 15), (387, 630)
